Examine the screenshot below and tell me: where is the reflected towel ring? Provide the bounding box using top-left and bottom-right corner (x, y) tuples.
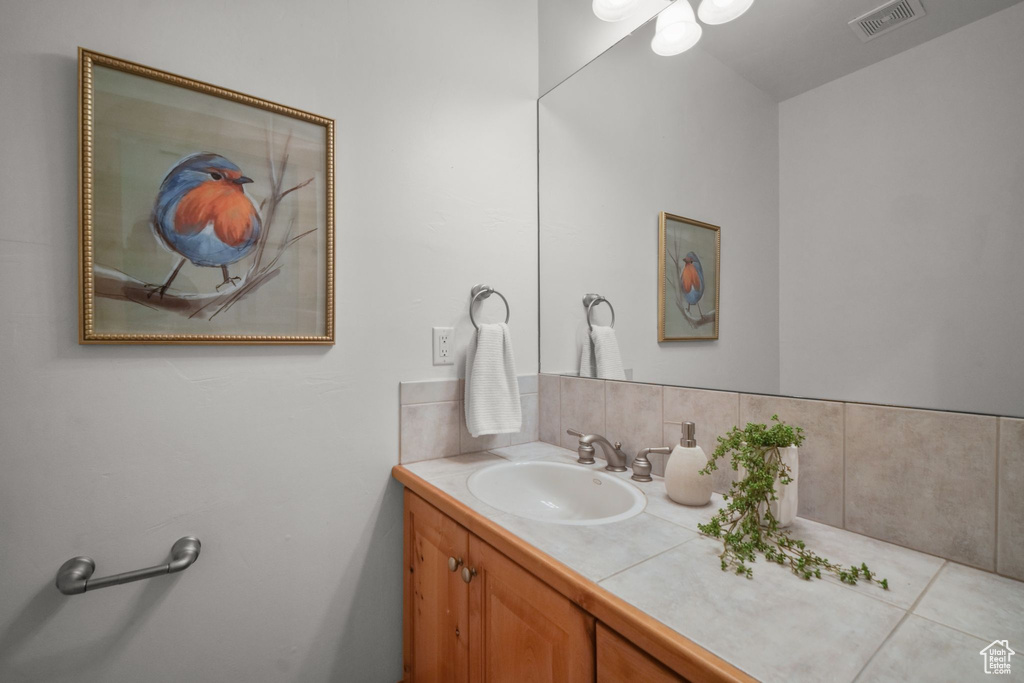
(584, 293), (615, 331)
(470, 284), (510, 330)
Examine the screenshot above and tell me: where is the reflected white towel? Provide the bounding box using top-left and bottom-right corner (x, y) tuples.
(465, 323), (522, 437)
(591, 326), (625, 380)
(579, 334), (597, 378)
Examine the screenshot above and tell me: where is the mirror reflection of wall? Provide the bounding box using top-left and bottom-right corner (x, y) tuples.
(539, 0), (1024, 417)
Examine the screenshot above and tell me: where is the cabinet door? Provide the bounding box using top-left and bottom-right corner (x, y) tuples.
(596, 623), (685, 683)
(404, 491), (470, 683)
(467, 535), (595, 683)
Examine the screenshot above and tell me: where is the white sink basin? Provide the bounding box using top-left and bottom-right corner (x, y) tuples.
(467, 461), (646, 526)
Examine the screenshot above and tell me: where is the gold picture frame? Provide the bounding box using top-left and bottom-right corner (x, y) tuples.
(658, 212), (720, 342)
(79, 48), (334, 344)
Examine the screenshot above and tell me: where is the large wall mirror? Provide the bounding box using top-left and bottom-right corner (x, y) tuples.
(539, 0), (1024, 418)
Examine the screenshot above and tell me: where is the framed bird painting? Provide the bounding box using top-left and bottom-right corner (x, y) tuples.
(658, 212), (720, 342)
(78, 49), (334, 344)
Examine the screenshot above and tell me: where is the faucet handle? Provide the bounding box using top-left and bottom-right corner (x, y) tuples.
(566, 429), (596, 465)
(632, 446), (672, 482)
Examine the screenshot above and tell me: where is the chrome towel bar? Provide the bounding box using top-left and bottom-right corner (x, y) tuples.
(469, 284), (510, 330)
(583, 293), (615, 330)
(55, 536), (201, 595)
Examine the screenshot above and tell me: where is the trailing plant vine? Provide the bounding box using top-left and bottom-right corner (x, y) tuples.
(697, 415), (889, 590)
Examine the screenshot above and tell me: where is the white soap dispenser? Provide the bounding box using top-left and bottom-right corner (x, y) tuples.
(664, 421), (712, 506)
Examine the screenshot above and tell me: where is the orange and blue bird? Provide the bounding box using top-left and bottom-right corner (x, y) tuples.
(681, 251), (705, 317)
(149, 153), (261, 297)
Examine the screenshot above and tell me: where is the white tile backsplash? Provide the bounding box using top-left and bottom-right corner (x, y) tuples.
(400, 372), (1021, 583)
(399, 374), (537, 463)
(527, 375), (1019, 579)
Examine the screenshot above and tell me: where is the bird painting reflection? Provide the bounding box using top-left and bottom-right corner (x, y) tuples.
(681, 251), (705, 318)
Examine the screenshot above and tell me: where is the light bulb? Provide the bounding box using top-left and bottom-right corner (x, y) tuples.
(593, 0), (643, 22)
(697, 0), (754, 25)
(651, 0), (702, 56)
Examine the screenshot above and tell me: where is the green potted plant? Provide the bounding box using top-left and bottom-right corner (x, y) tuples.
(697, 415), (889, 589)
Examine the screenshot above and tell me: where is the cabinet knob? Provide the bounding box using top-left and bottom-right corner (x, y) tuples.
(448, 556), (463, 572)
(461, 566), (478, 584)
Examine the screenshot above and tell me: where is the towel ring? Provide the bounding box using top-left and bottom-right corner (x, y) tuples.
(470, 284), (510, 330)
(583, 293), (615, 331)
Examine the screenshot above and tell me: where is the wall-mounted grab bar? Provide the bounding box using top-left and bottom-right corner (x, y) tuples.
(55, 536), (201, 596)
(469, 284), (510, 330)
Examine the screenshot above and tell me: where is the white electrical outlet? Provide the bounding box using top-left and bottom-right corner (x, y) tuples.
(432, 327), (455, 366)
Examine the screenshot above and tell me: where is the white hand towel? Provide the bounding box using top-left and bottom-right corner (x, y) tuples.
(465, 323), (522, 437)
(579, 335), (596, 378)
(591, 325), (626, 380)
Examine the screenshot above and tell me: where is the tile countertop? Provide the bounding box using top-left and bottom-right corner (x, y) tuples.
(402, 442), (1024, 683)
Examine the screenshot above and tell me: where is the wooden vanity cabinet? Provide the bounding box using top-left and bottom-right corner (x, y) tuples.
(597, 623), (685, 683)
(468, 534), (595, 682)
(404, 488), (470, 682)
(404, 490), (595, 682)
(397, 466), (751, 683)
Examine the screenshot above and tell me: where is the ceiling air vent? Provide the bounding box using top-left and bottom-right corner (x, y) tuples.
(849, 0), (926, 42)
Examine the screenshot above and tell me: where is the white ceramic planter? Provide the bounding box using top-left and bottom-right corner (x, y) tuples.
(769, 445), (799, 527)
(737, 445), (799, 528)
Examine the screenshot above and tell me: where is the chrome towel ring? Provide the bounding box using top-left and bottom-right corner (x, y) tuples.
(584, 293), (615, 331)
(470, 284), (510, 330)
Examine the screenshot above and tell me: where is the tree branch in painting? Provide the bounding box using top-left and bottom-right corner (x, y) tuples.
(93, 132), (316, 321)
(666, 230), (715, 329)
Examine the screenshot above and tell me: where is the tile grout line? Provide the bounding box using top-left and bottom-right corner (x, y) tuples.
(910, 612), (996, 644)
(398, 384), (404, 464)
(603, 378), (608, 437)
(993, 418), (1000, 573)
(842, 402), (848, 530)
(833, 524), (985, 572)
(819, 560), (939, 611)
(735, 393), (742, 494)
(656, 385), (665, 473)
(643, 507), (711, 535)
(400, 398), (462, 408)
(851, 560), (948, 682)
(399, 376), (538, 406)
(556, 375), (562, 448)
(401, 391), (538, 407)
(524, 377), (1021, 420)
(596, 535), (699, 584)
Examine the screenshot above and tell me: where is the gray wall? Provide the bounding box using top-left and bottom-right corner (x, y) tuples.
(539, 29), (781, 395)
(0, 1), (538, 681)
(779, 2), (1024, 417)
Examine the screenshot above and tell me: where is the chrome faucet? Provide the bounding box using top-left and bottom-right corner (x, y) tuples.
(566, 429), (631, 472)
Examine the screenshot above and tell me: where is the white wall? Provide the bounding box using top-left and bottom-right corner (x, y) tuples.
(539, 27), (780, 394)
(779, 2), (1024, 417)
(0, 1), (538, 681)
(539, 0), (669, 96)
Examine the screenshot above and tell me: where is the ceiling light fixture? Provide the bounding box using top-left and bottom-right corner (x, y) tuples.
(651, 0), (703, 56)
(697, 0), (755, 25)
(593, 0), (643, 22)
